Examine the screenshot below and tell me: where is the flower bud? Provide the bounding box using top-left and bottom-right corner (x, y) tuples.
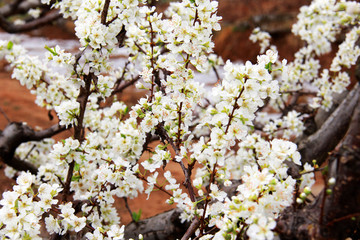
(326, 189), (333, 195)
(300, 192), (307, 199)
(328, 177), (336, 186)
(304, 187), (311, 195)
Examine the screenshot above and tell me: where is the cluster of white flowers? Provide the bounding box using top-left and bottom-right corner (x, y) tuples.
(250, 27), (272, 54)
(191, 50), (280, 179)
(0, 0), (358, 239)
(198, 134), (314, 239)
(331, 26), (360, 72)
(0, 40), (79, 113)
(261, 110), (305, 140)
(0, 172), (62, 239)
(283, 0), (360, 111)
(45, 202), (86, 235)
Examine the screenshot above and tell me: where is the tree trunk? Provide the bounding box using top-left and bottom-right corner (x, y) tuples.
(276, 85), (360, 240)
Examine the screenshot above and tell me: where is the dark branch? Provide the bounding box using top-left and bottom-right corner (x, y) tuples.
(62, 73), (93, 201)
(111, 76), (140, 95)
(0, 0), (44, 18)
(101, 0), (111, 25)
(0, 106), (11, 123)
(125, 208), (189, 240)
(277, 85), (360, 240)
(181, 217), (200, 240)
(0, 11), (61, 33)
(0, 122), (66, 174)
(298, 83), (360, 165)
(155, 123), (196, 202)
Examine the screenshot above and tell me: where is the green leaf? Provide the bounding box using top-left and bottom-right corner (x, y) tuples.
(265, 62), (272, 71)
(71, 175), (81, 182)
(210, 109), (218, 115)
(158, 144), (167, 150)
(23, 232), (31, 240)
(7, 41), (13, 50)
(224, 234), (232, 240)
(132, 209), (142, 222)
(44, 45), (58, 56)
(74, 162), (80, 172)
(14, 198), (19, 214)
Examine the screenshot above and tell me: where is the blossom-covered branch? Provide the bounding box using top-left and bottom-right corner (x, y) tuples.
(0, 0), (359, 239)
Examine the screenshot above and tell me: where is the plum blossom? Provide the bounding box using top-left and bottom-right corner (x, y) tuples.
(0, 0), (358, 239)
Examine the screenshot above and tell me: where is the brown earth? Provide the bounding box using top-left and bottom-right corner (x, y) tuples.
(215, 0), (312, 62)
(0, 0), (321, 226)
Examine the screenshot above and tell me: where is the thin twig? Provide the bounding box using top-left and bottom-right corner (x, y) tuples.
(148, 17), (156, 103)
(212, 66), (221, 84)
(155, 123), (196, 202)
(113, 61), (130, 90)
(21, 144), (36, 161)
(123, 197), (135, 222)
(111, 75), (140, 95)
(326, 212), (360, 226)
(225, 78), (247, 134)
(0, 106), (11, 123)
(137, 173), (173, 197)
(134, 42), (147, 55)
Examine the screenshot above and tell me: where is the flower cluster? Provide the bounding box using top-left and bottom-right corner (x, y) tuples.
(0, 0), (358, 239)
(45, 202), (86, 235)
(250, 27), (272, 54)
(283, 0), (360, 111)
(0, 172), (62, 239)
(261, 110), (305, 140)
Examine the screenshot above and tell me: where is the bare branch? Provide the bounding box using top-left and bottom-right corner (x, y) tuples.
(111, 76), (140, 95)
(123, 197), (135, 222)
(125, 208), (189, 240)
(0, 122), (66, 174)
(0, 0), (44, 18)
(0, 11), (61, 33)
(101, 0), (111, 25)
(276, 85), (360, 240)
(181, 217), (200, 240)
(0, 106), (11, 123)
(298, 83), (360, 165)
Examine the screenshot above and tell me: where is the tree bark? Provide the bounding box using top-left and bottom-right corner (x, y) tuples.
(124, 208), (189, 240)
(321, 91), (360, 239)
(298, 83), (360, 165)
(276, 85), (360, 240)
(0, 122), (65, 174)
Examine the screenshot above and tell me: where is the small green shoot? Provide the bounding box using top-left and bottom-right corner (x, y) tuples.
(132, 209), (142, 222)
